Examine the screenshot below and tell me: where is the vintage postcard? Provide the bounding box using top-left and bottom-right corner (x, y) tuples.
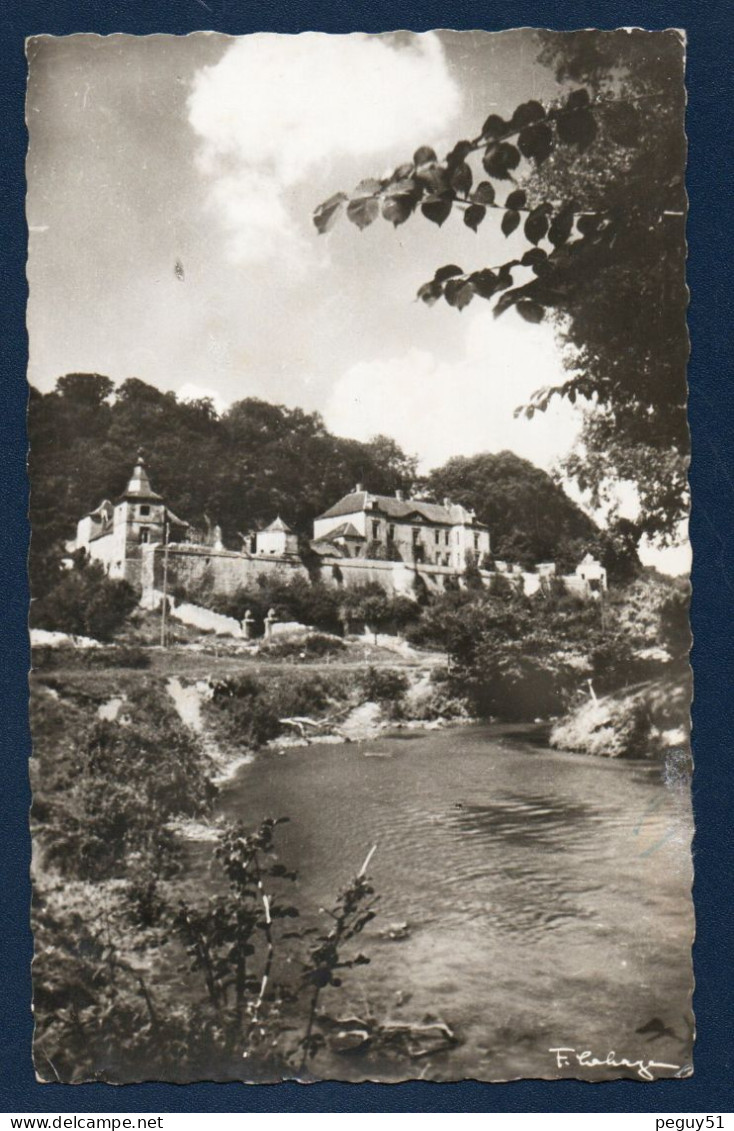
(26, 29), (692, 1083)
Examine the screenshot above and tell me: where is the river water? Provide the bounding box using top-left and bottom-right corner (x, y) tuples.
(216, 723), (694, 1081)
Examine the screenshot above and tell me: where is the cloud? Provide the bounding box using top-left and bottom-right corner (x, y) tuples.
(188, 33), (461, 266)
(324, 308), (583, 473)
(177, 382), (229, 415)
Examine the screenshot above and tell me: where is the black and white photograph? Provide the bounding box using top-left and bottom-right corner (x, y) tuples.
(26, 29), (693, 1084)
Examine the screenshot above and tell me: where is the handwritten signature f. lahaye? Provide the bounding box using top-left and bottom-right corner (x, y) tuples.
(549, 1047), (692, 1081)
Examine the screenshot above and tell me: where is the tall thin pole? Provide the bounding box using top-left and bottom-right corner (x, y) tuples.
(160, 515), (169, 648)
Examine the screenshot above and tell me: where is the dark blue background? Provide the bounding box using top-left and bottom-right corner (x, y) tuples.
(2, 0), (732, 1114)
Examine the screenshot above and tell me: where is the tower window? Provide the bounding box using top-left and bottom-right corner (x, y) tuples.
(140, 505), (150, 517)
(140, 529), (150, 543)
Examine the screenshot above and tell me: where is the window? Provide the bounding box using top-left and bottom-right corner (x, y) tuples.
(140, 528), (150, 543)
(140, 505), (150, 517)
(412, 527), (420, 546)
(388, 524), (395, 541)
(474, 533), (480, 551)
(444, 530), (449, 545)
(434, 530), (440, 545)
(372, 520), (380, 540)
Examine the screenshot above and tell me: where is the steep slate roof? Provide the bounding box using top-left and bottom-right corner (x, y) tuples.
(310, 539), (347, 558)
(316, 490), (487, 529)
(323, 521), (364, 540)
(263, 515), (295, 534)
(118, 456), (163, 502)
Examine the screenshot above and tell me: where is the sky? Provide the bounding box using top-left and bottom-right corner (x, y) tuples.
(25, 31), (689, 573)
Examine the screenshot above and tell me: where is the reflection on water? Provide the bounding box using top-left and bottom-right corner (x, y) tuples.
(217, 723), (694, 1081)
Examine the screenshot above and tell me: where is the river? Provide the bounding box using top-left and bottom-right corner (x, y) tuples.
(215, 722), (694, 1082)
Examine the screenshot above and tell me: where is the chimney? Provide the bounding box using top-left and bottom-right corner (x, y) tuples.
(395, 489), (404, 502)
(443, 496), (451, 508)
(355, 482), (363, 493)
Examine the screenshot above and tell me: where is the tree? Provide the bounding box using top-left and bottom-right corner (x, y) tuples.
(30, 558), (137, 641)
(27, 377), (418, 595)
(427, 449), (601, 567)
(314, 30), (687, 546)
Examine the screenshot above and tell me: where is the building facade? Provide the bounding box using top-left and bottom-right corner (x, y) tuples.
(312, 487), (490, 571)
(73, 459), (606, 606)
(74, 453), (188, 589)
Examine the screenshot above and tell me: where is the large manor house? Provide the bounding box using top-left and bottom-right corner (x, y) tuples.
(73, 454), (606, 604)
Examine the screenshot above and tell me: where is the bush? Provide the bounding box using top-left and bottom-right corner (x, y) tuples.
(206, 670), (354, 747)
(30, 560), (138, 642)
(31, 645), (151, 671)
(359, 666), (409, 703)
(263, 633), (345, 660)
(37, 684), (215, 881)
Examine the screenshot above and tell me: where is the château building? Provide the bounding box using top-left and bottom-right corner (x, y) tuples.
(73, 455), (605, 604)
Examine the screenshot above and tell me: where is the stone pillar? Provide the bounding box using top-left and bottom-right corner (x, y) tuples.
(264, 608), (277, 642)
(242, 609), (254, 640)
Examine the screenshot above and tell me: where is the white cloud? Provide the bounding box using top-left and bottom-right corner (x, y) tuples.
(177, 382), (229, 415)
(325, 308), (583, 472)
(188, 33), (461, 265)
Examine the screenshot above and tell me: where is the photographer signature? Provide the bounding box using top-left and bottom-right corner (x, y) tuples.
(549, 1046), (690, 1081)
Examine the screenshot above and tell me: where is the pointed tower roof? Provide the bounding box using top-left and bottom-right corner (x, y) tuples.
(263, 515), (294, 533)
(119, 450), (163, 502)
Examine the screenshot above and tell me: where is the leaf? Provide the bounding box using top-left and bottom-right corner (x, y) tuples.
(524, 206), (549, 245)
(482, 142), (521, 180)
(346, 196), (379, 230)
(446, 139), (473, 165)
(505, 189), (527, 211)
(517, 122), (554, 163)
(433, 264), (463, 284)
(557, 107), (597, 149)
(381, 192), (415, 227)
(444, 279), (474, 311)
(566, 88), (590, 110)
(313, 192), (347, 234)
(472, 181), (496, 206)
(416, 163), (450, 194)
(391, 162), (414, 181)
(450, 162), (473, 195)
(495, 264), (516, 293)
(548, 206), (574, 247)
(464, 204), (486, 232)
(481, 113), (507, 138)
(416, 279), (441, 306)
(521, 247), (548, 269)
(606, 102), (640, 147)
(501, 209), (521, 237)
(511, 100), (546, 129)
(414, 145), (438, 166)
(576, 213), (602, 236)
(421, 199), (452, 227)
(470, 268), (499, 299)
(353, 178), (383, 196)
(516, 300), (546, 323)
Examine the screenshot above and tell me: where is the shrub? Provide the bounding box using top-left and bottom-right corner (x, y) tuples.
(39, 684), (215, 881)
(263, 633), (345, 661)
(359, 666), (409, 704)
(30, 560), (138, 642)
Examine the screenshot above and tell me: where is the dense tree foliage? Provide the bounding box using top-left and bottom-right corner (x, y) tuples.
(28, 374), (418, 593)
(315, 29), (687, 545)
(425, 449), (600, 568)
(29, 373), (600, 599)
(30, 558), (138, 641)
